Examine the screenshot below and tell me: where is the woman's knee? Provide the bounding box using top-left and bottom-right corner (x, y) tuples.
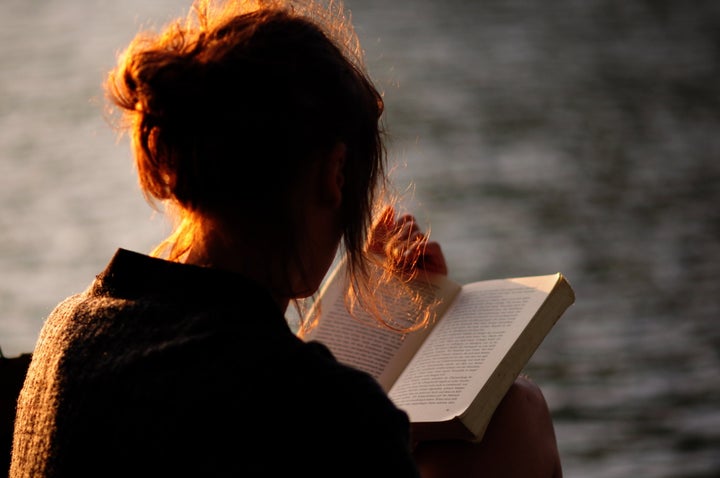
(483, 376), (562, 477)
(414, 376), (563, 478)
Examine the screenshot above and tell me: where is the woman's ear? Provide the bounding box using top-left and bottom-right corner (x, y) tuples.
(322, 142), (346, 208)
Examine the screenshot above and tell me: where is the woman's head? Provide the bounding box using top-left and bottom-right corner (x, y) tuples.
(106, 0), (387, 297)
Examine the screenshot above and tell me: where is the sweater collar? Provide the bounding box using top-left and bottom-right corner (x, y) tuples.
(92, 248), (281, 314)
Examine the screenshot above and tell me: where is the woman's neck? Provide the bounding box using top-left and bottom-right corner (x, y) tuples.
(182, 226), (291, 312)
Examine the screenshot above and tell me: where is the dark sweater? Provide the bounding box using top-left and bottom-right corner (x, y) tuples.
(11, 249), (419, 477)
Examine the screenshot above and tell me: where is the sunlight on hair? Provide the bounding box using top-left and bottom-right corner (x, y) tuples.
(188, 0), (366, 70)
(299, 248), (441, 339)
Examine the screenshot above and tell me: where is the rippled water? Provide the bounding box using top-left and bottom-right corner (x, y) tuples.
(1, 0), (719, 476)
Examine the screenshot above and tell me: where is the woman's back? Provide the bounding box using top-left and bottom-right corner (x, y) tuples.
(11, 249), (419, 477)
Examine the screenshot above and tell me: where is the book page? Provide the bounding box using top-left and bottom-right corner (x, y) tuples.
(388, 275), (559, 422)
(302, 261), (461, 391)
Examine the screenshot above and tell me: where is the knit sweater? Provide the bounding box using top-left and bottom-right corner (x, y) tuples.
(11, 249), (419, 477)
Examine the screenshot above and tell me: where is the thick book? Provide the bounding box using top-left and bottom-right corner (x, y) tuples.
(302, 260), (575, 442)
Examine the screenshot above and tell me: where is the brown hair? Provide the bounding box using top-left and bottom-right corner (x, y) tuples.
(106, 0), (429, 331)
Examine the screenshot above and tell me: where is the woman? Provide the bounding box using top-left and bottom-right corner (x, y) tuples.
(11, 1), (562, 476)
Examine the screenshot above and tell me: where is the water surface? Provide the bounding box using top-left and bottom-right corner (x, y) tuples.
(1, 1), (718, 476)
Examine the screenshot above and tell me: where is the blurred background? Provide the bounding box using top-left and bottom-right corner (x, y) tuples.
(1, 0), (718, 476)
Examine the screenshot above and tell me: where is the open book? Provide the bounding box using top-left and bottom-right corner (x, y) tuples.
(301, 260), (575, 442)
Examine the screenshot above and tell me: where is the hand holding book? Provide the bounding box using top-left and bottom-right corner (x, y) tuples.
(302, 208), (575, 442)
(367, 206), (448, 277)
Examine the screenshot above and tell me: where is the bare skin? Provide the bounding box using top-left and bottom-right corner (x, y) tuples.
(413, 376), (563, 478)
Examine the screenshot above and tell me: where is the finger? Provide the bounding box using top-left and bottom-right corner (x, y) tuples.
(396, 214), (421, 235)
(391, 217), (423, 248)
(418, 241), (448, 275)
(368, 206), (396, 253)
